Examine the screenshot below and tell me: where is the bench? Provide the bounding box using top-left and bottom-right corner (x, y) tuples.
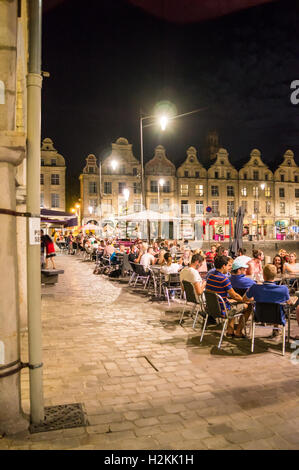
(41, 269), (64, 286)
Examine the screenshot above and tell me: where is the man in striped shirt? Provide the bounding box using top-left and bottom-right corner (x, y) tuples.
(206, 255), (252, 338)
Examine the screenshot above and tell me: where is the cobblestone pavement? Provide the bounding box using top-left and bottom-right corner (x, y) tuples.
(1, 253), (299, 450)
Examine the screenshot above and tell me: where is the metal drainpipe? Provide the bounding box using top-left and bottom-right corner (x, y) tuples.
(26, 0), (44, 424)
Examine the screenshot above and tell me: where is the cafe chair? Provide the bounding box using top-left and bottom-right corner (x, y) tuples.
(133, 263), (150, 289)
(128, 262), (138, 286)
(162, 273), (182, 306)
(204, 290), (245, 349)
(251, 302), (287, 356)
(180, 280), (207, 332)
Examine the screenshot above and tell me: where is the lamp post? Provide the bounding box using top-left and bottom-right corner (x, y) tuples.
(256, 183), (265, 241)
(75, 202), (81, 227)
(123, 188), (130, 239)
(157, 178), (165, 239)
(140, 106), (206, 240)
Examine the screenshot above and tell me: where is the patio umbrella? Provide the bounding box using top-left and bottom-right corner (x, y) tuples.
(229, 206), (245, 258)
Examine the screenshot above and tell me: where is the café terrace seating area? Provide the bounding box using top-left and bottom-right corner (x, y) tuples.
(56, 236), (299, 356)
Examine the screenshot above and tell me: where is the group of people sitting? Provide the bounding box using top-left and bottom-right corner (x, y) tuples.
(52, 230), (299, 341)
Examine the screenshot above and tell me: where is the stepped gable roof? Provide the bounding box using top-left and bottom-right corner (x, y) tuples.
(41, 138), (65, 166)
(145, 145), (176, 176)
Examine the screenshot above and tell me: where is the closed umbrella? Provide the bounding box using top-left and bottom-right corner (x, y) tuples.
(229, 206), (245, 258)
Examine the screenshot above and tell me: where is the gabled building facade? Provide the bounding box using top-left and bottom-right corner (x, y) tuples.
(79, 138), (299, 240)
(40, 138), (66, 211)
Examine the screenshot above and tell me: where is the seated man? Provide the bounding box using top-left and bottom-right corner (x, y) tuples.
(230, 258), (256, 292)
(128, 245), (138, 263)
(206, 255), (233, 280)
(180, 254), (206, 296)
(138, 247), (157, 271)
(243, 264), (291, 341)
(206, 255), (252, 338)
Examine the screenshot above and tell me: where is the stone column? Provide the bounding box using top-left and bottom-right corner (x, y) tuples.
(0, 131), (28, 434)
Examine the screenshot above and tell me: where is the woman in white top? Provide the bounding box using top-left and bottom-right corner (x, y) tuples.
(161, 252), (182, 281)
(283, 252), (299, 274)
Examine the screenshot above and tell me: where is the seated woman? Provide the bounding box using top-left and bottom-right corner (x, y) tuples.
(247, 249), (264, 279)
(157, 249), (167, 265)
(161, 252), (183, 281)
(283, 252), (299, 274)
(181, 248), (192, 267)
(273, 254), (284, 275)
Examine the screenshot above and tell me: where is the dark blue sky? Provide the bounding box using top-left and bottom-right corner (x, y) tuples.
(41, 0), (299, 207)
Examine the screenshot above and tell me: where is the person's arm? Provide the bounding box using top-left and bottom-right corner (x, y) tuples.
(135, 251), (143, 263)
(227, 288), (243, 302)
(193, 280), (206, 295)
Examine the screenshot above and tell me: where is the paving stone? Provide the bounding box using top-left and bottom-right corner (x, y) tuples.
(4, 253), (297, 451)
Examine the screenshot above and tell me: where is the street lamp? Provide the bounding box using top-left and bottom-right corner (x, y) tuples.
(157, 179), (165, 239)
(123, 188), (130, 239)
(140, 106), (206, 240)
(257, 183), (265, 241)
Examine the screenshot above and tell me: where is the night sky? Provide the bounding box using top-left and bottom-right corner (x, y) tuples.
(41, 0), (299, 209)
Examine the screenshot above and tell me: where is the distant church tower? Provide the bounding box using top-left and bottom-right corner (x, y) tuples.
(204, 131), (219, 161)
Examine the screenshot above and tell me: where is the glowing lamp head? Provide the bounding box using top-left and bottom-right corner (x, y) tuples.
(88, 206), (93, 214)
(159, 178), (165, 186)
(260, 183), (265, 190)
(159, 115), (168, 131)
(111, 160), (118, 171)
(71, 208), (76, 213)
(75, 203), (80, 208)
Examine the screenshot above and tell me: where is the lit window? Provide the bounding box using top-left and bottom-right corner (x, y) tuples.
(241, 187), (247, 197)
(195, 184), (204, 196)
(180, 184), (189, 196)
(265, 187), (271, 197)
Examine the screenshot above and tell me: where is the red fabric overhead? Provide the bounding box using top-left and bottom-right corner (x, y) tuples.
(128, 0), (275, 24)
(44, 0), (275, 22)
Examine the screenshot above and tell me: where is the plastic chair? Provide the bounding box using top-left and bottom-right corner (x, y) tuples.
(180, 280), (207, 332)
(133, 263), (150, 289)
(204, 290), (245, 349)
(162, 273), (182, 305)
(251, 302), (287, 355)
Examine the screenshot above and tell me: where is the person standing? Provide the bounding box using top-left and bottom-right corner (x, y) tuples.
(43, 234), (56, 269)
